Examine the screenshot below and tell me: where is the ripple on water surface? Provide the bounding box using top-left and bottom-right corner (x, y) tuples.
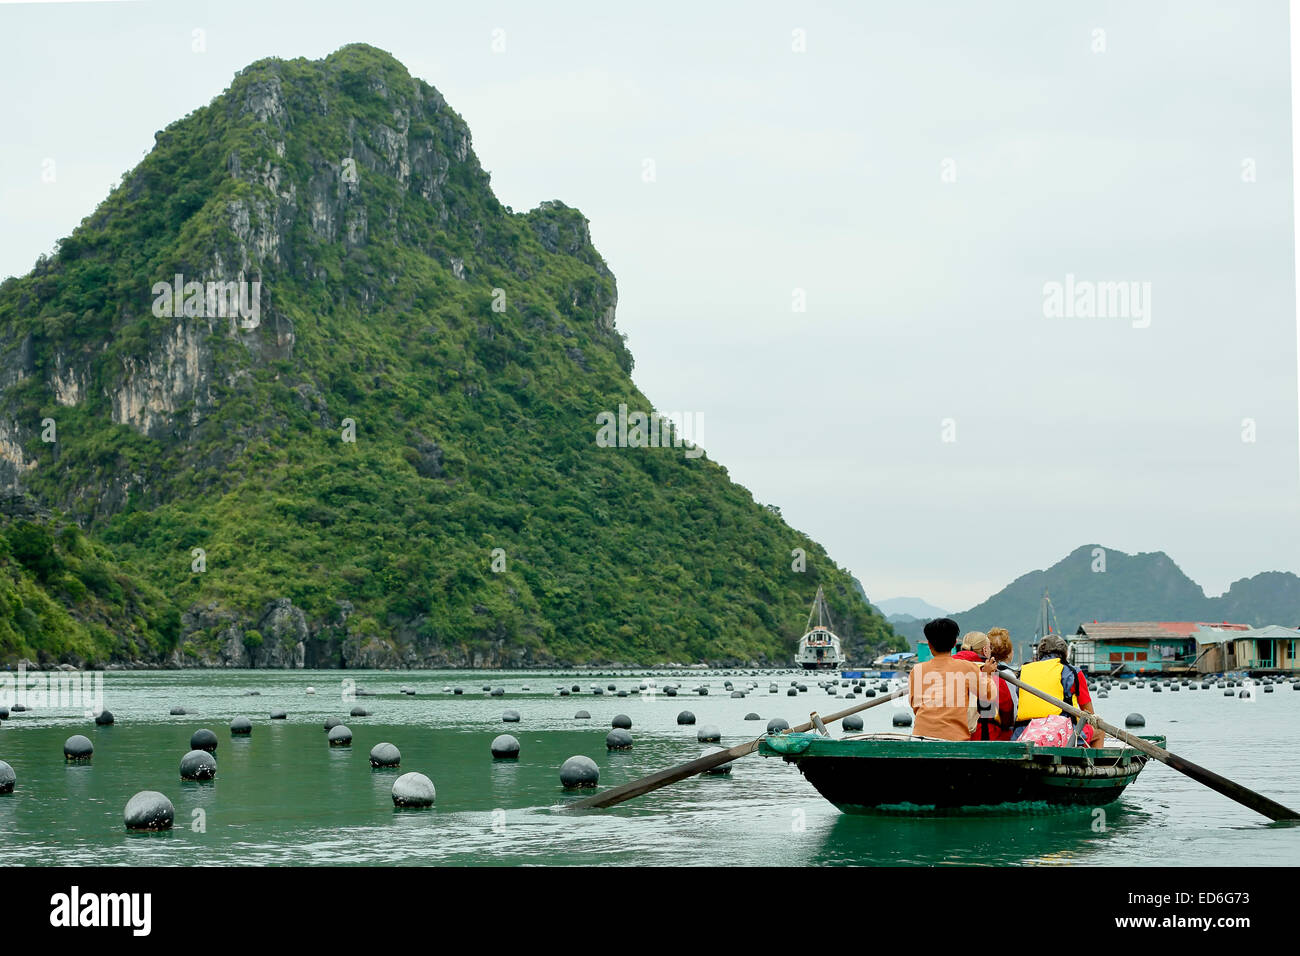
(0, 670), (1296, 865)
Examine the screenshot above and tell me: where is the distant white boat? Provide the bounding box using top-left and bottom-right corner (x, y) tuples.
(795, 586), (846, 671)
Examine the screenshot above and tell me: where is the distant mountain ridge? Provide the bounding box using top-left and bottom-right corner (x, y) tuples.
(890, 545), (1300, 645)
(876, 597), (948, 619)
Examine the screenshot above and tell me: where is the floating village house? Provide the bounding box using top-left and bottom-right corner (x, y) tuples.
(1070, 621), (1254, 675)
(1070, 621), (1300, 675)
(1216, 624), (1300, 674)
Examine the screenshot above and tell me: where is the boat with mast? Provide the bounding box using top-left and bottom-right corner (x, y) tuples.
(1025, 588), (1063, 665)
(795, 586), (846, 670)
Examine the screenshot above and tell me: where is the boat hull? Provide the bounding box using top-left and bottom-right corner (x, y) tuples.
(760, 734), (1160, 814)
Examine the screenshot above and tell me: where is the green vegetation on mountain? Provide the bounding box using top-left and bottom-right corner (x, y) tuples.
(890, 544), (1300, 646)
(0, 44), (899, 668)
(0, 511), (179, 664)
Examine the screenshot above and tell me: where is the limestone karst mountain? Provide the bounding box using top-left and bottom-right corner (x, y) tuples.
(0, 44), (898, 668)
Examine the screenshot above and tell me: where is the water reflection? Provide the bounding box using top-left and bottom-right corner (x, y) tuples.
(807, 802), (1152, 866)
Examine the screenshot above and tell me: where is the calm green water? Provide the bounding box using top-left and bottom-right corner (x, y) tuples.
(0, 670), (1297, 866)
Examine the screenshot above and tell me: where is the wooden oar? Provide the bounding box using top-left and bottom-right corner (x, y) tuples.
(997, 663), (1300, 823)
(568, 686), (908, 809)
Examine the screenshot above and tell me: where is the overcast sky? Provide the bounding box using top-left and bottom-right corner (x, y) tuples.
(1, 0), (1296, 610)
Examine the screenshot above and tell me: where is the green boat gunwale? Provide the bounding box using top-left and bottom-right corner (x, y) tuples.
(758, 732), (1168, 762)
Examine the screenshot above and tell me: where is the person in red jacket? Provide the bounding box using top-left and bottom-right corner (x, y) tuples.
(974, 628), (1017, 741)
(953, 631), (990, 663)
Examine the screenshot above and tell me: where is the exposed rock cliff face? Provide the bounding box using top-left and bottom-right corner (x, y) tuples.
(112, 320), (215, 437)
(166, 595), (546, 669)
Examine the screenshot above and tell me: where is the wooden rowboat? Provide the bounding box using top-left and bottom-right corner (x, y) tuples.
(759, 731), (1164, 814)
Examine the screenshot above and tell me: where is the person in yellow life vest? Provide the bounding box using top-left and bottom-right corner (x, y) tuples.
(1010, 634), (1104, 748)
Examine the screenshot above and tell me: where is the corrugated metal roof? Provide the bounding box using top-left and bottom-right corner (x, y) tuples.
(1237, 625), (1300, 640)
(1075, 622), (1194, 641)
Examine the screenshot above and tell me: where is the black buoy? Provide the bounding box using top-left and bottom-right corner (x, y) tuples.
(574, 710), (590, 719)
(0, 760), (14, 794)
(94, 710), (114, 726)
(697, 687), (709, 696)
(787, 688), (797, 697)
(767, 717), (790, 734)
(369, 742), (401, 768)
(842, 714), (864, 732)
(491, 734), (520, 759)
(0, 706), (9, 720)
(392, 772), (436, 807)
(702, 747), (733, 775)
(744, 712), (761, 720)
(324, 716), (343, 731)
(270, 710), (287, 720)
(491, 688), (505, 697)
(611, 714), (632, 729)
(453, 688), (464, 695)
(676, 710), (696, 725)
(169, 707), (187, 716)
(328, 725), (352, 747)
(892, 713), (912, 728)
(1125, 713), (1146, 728)
(1224, 689), (1234, 697)
(350, 706), (370, 717)
(606, 728), (634, 750)
(190, 729), (218, 753)
(179, 749), (217, 781)
(64, 734), (93, 761)
(230, 717), (252, 736)
(502, 710), (521, 723)
(697, 725), (721, 743)
(864, 689), (877, 698)
(124, 791), (174, 831)
(560, 755), (599, 789)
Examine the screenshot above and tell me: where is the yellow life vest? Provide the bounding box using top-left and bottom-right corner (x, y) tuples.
(1015, 658), (1079, 720)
